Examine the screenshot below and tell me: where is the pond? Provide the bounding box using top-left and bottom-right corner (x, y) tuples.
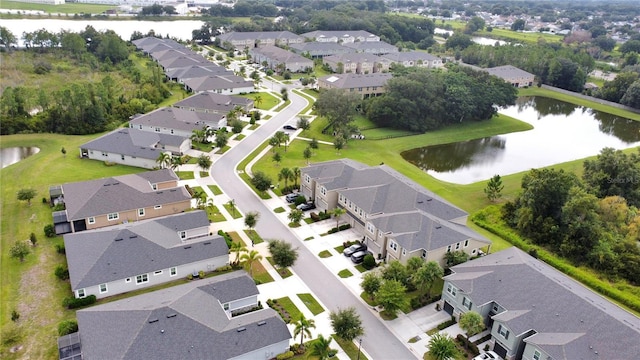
(401, 97), (640, 184)
(1, 147), (40, 169)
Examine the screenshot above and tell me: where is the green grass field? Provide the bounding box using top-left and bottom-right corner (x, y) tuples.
(0, 1), (116, 14)
(297, 293), (324, 315)
(239, 92), (280, 111)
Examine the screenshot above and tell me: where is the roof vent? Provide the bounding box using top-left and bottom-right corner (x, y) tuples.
(237, 327), (246, 332)
(166, 313), (177, 318)
(417, 200), (423, 204)
(148, 319), (159, 323)
(129, 235), (138, 239)
(203, 242), (211, 245)
(161, 329), (165, 334)
(427, 198), (433, 201)
(184, 246), (192, 249)
(115, 238), (123, 242)
(257, 321), (266, 326)
(170, 189), (177, 192)
(435, 225), (441, 229)
(104, 183), (111, 187)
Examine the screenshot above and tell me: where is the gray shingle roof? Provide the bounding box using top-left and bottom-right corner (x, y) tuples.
(446, 247), (640, 360)
(342, 40), (398, 53)
(319, 73), (392, 89)
(64, 211), (226, 289)
(217, 31), (302, 43)
(80, 128), (186, 159)
(183, 75), (255, 92)
(249, 45), (314, 65)
(165, 64), (232, 80)
(159, 55), (208, 70)
(381, 51), (440, 62)
(151, 48), (197, 62)
(77, 271), (290, 360)
(485, 65), (534, 79)
(173, 92), (253, 112)
(301, 30), (379, 41)
(61, 169), (189, 220)
(132, 37), (183, 53)
(129, 107), (224, 131)
(324, 52), (383, 63)
(289, 41), (355, 54)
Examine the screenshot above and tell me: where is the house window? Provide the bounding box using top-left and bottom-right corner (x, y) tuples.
(155, 127), (160, 132)
(101, 152), (108, 157)
(88, 217), (95, 224)
(154, 205), (162, 209)
(121, 155), (125, 161)
(533, 350), (541, 360)
(305, 175), (310, 183)
(125, 278), (131, 283)
(99, 283), (108, 294)
(139, 124), (143, 129)
(422, 250), (427, 258)
(389, 241), (397, 251)
(136, 274), (149, 284)
(464, 240), (469, 247)
(446, 284), (457, 296)
(223, 303), (229, 310)
(462, 297), (472, 310)
(170, 129), (174, 134)
(366, 222), (375, 233)
(77, 289), (86, 298)
(107, 213), (119, 221)
(170, 267), (177, 277)
(320, 187), (326, 195)
(179, 231), (186, 240)
(338, 194), (344, 202)
(497, 324), (509, 340)
(138, 208), (145, 217)
(154, 270), (163, 275)
(152, 184), (157, 190)
(402, 248), (406, 256)
(455, 242), (461, 250)
(447, 245), (452, 253)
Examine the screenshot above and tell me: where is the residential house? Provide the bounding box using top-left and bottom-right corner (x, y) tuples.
(64, 211), (228, 299)
(289, 41), (355, 59)
(173, 92), (254, 115)
(79, 128), (189, 169)
(485, 65), (535, 87)
(249, 45), (314, 73)
(129, 107), (227, 138)
(381, 51), (444, 68)
(132, 37), (183, 55)
(183, 74), (255, 95)
(323, 53), (388, 74)
(62, 271), (291, 360)
(50, 169), (191, 234)
(158, 55), (209, 72)
(317, 73), (392, 98)
(300, 160), (490, 266)
(301, 30), (380, 43)
(342, 40), (398, 56)
(216, 31), (303, 50)
(165, 64), (233, 84)
(441, 247), (640, 360)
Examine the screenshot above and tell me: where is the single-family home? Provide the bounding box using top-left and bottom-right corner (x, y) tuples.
(129, 107), (227, 138)
(381, 51), (444, 68)
(158, 55), (209, 72)
(323, 53), (388, 74)
(173, 92), (254, 115)
(289, 41), (356, 59)
(485, 65), (535, 87)
(50, 169), (191, 234)
(317, 73), (392, 98)
(64, 211), (228, 299)
(61, 271), (291, 360)
(165, 64), (233, 84)
(132, 37), (183, 55)
(216, 31), (303, 50)
(300, 160), (490, 266)
(79, 128), (189, 169)
(249, 45), (314, 73)
(183, 74), (255, 95)
(342, 40), (398, 56)
(301, 30), (380, 43)
(441, 247), (640, 360)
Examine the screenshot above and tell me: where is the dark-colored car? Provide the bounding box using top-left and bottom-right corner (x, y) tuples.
(285, 193), (301, 203)
(350, 251), (369, 264)
(343, 243), (367, 257)
(283, 125), (297, 131)
(296, 202), (316, 211)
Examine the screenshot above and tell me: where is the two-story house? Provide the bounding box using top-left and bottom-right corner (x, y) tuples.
(441, 247), (640, 360)
(342, 40), (399, 56)
(318, 73), (393, 99)
(289, 41), (356, 59)
(381, 51), (444, 68)
(301, 30), (380, 43)
(249, 45), (314, 73)
(50, 169), (191, 234)
(216, 31), (303, 50)
(323, 53), (387, 74)
(64, 211), (229, 299)
(129, 106), (227, 138)
(59, 271), (292, 360)
(173, 92), (254, 115)
(183, 74), (255, 95)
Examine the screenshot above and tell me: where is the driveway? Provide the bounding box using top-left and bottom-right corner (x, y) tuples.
(211, 90), (418, 359)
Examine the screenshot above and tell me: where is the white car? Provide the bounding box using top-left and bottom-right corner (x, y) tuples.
(472, 351), (502, 360)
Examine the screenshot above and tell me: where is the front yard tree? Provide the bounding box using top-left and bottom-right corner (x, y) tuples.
(278, 167), (293, 188)
(360, 272), (382, 300)
(376, 280), (408, 316)
(229, 241), (247, 265)
(459, 311), (485, 346)
(215, 129), (229, 149)
(170, 155), (184, 170)
(244, 211), (259, 231)
(411, 261), (444, 299)
(310, 334), (333, 360)
(329, 307), (364, 341)
(445, 250), (469, 267)
(293, 315), (316, 346)
(288, 209), (304, 225)
(268, 239), (299, 268)
(17, 188), (37, 206)
(197, 154), (212, 172)
(156, 152), (171, 169)
(61, 147), (66, 157)
(428, 333), (458, 360)
(331, 207), (346, 229)
(10, 241), (30, 262)
(251, 171), (272, 192)
(381, 260), (410, 287)
(296, 116), (310, 131)
(314, 88), (361, 136)
(240, 250), (262, 276)
(303, 146), (312, 164)
(272, 152), (282, 166)
(484, 174), (504, 202)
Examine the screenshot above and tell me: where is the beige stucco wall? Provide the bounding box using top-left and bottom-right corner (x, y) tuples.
(84, 199), (191, 231)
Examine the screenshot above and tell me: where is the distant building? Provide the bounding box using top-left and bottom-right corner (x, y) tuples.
(183, 74), (255, 95)
(249, 45), (314, 73)
(318, 73), (392, 98)
(289, 41), (355, 59)
(12, 0), (65, 4)
(381, 51), (443, 68)
(216, 31), (303, 50)
(485, 65), (535, 87)
(342, 40), (399, 56)
(323, 53), (388, 74)
(301, 30), (380, 43)
(173, 92), (254, 115)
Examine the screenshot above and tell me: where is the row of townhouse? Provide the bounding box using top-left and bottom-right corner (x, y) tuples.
(323, 51), (443, 75)
(216, 30), (380, 50)
(300, 159), (491, 267)
(317, 73), (392, 99)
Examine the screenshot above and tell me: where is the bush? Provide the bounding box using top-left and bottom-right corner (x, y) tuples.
(55, 265), (70, 280)
(437, 316), (456, 330)
(63, 295), (96, 309)
(11, 310), (19, 322)
(44, 224), (56, 238)
(198, 270), (205, 278)
(319, 211), (331, 220)
(53, 203), (65, 211)
(55, 243), (66, 254)
(217, 230), (233, 248)
(187, 273), (193, 280)
(276, 351), (295, 360)
(456, 334), (479, 355)
(58, 320), (78, 336)
(338, 224), (351, 231)
(328, 349), (338, 357)
(30, 232), (37, 246)
(362, 254), (376, 269)
(42, 197), (48, 204)
(215, 264), (232, 272)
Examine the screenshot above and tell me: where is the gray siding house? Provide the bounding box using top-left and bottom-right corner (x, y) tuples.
(183, 74), (255, 95)
(441, 247), (640, 360)
(67, 271), (291, 360)
(289, 41), (355, 59)
(129, 106), (227, 138)
(249, 45), (314, 73)
(64, 211), (229, 299)
(216, 31), (303, 50)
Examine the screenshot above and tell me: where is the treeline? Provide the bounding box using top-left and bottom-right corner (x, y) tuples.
(364, 66), (518, 132)
(592, 65), (640, 109)
(0, 26), (171, 135)
(503, 148), (640, 285)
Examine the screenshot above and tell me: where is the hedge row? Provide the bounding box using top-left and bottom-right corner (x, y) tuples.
(327, 224), (351, 234)
(63, 295), (97, 309)
(456, 334), (480, 356)
(471, 207), (640, 314)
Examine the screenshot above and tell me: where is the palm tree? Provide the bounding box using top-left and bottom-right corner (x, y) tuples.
(278, 167), (293, 188)
(229, 241), (247, 265)
(170, 155), (184, 170)
(240, 250), (263, 276)
(292, 167), (300, 188)
(191, 128), (206, 143)
(428, 333), (457, 360)
(411, 261), (444, 299)
(288, 209), (304, 225)
(293, 315), (316, 346)
(156, 152), (171, 169)
(198, 154), (212, 173)
(253, 94), (263, 108)
(310, 334), (333, 360)
(332, 207), (346, 229)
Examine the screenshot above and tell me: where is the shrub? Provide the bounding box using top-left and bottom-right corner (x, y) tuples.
(53, 203), (65, 211)
(319, 211), (331, 220)
(327, 227), (338, 234)
(187, 273), (193, 280)
(217, 230), (233, 248)
(437, 316), (456, 330)
(362, 254), (376, 269)
(198, 270), (205, 278)
(42, 197), (48, 204)
(11, 310), (19, 322)
(456, 334), (479, 355)
(215, 264), (232, 272)
(44, 224), (56, 238)
(30, 232), (37, 246)
(55, 243), (66, 254)
(55, 265), (70, 280)
(63, 295), (96, 309)
(276, 351), (294, 360)
(58, 320), (78, 336)
(338, 224), (351, 231)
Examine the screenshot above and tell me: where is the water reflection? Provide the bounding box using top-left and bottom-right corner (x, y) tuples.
(402, 97), (640, 184)
(1, 147), (40, 169)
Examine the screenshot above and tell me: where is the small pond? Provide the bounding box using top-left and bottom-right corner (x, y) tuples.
(401, 97), (640, 184)
(1, 147), (40, 169)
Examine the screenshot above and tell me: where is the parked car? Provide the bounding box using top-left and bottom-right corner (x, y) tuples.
(343, 243), (367, 257)
(285, 193), (302, 203)
(283, 125), (297, 131)
(296, 202), (316, 211)
(350, 251), (370, 264)
(472, 351), (502, 360)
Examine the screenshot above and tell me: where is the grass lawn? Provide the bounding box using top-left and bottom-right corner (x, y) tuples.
(297, 293), (324, 315)
(244, 229), (264, 244)
(205, 205), (226, 223)
(249, 124), (260, 130)
(1, 133), (144, 359)
(332, 336), (369, 360)
(338, 269), (353, 278)
(334, 245), (346, 254)
(354, 264), (368, 273)
(274, 296), (302, 322)
(191, 141), (213, 152)
(266, 257), (293, 278)
(234, 134), (246, 141)
(0, 1), (115, 14)
(274, 206), (286, 213)
(215, 145), (231, 154)
(476, 28), (563, 44)
(176, 171), (194, 180)
(318, 250), (332, 258)
(274, 99), (292, 112)
(186, 156), (199, 164)
(228, 233), (274, 284)
(223, 202), (242, 219)
(304, 236), (314, 241)
(239, 92), (280, 111)
(207, 185), (223, 195)
(199, 171), (209, 178)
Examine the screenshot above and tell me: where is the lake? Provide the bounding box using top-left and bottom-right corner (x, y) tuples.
(1, 147), (40, 169)
(401, 97), (640, 184)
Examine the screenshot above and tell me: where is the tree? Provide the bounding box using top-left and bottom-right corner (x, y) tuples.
(215, 129), (229, 149)
(465, 16), (485, 34)
(95, 32), (129, 64)
(0, 26), (17, 51)
(29, 232), (37, 247)
(10, 241), (30, 262)
(288, 209), (304, 225)
(484, 174), (504, 202)
(406, 257), (424, 274)
(331, 207), (346, 229)
(303, 147), (312, 165)
(240, 250), (262, 276)
(156, 152), (171, 169)
(251, 171), (272, 192)
(197, 154), (212, 173)
(459, 311), (485, 346)
(292, 167), (301, 188)
(253, 95), (263, 108)
(244, 211), (259, 231)
(329, 307), (364, 341)
(428, 333), (458, 360)
(376, 280), (408, 316)
(310, 334), (333, 360)
(278, 167), (293, 188)
(229, 241), (247, 265)
(314, 88), (361, 135)
(444, 250), (469, 267)
(293, 315), (316, 346)
(297, 116), (311, 131)
(272, 152), (282, 167)
(61, 147), (67, 158)
(309, 138), (319, 153)
(17, 188), (36, 206)
(583, 148), (640, 208)
(334, 136), (345, 154)
(381, 260), (410, 287)
(621, 79), (640, 109)
(511, 19), (526, 31)
(360, 272), (382, 300)
(170, 155), (184, 170)
(411, 261), (444, 299)
(281, 87), (289, 101)
(268, 239), (299, 268)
